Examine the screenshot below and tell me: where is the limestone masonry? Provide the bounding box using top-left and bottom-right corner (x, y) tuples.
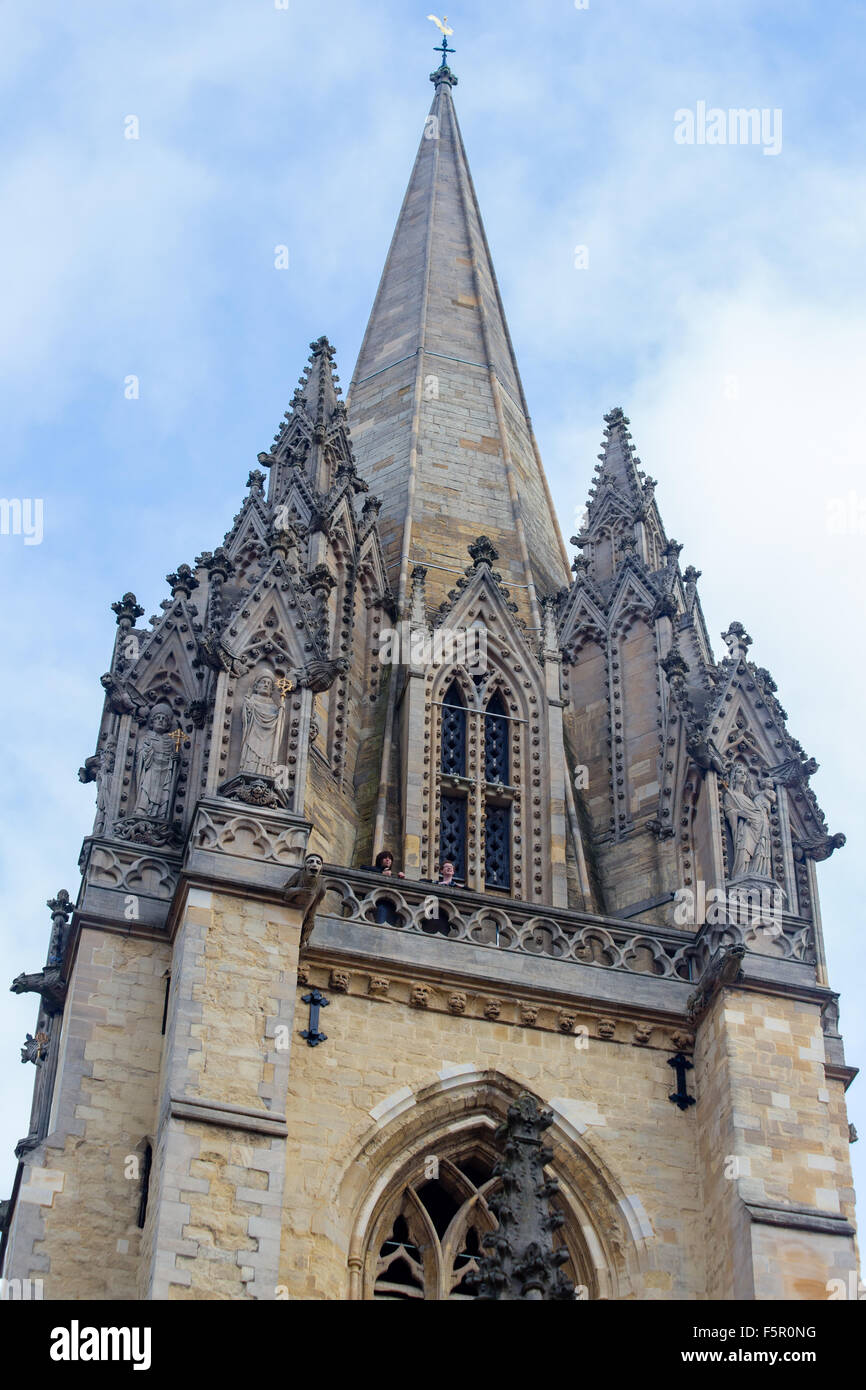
(1, 57), (857, 1301)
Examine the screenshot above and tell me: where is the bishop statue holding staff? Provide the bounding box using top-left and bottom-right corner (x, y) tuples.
(132, 703), (179, 821)
(239, 672), (285, 777)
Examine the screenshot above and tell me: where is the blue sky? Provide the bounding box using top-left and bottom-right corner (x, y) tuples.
(2, 0), (865, 1256)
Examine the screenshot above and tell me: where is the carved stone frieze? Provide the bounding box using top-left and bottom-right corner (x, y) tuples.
(192, 805), (309, 867)
(113, 817), (183, 849)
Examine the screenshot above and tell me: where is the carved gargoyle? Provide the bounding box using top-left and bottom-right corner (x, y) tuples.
(11, 968), (66, 1014)
(793, 832), (846, 863)
(283, 854), (326, 949)
(685, 733), (727, 777)
(100, 672), (147, 718)
(686, 944), (746, 1024)
(299, 657), (350, 693)
(21, 1032), (49, 1065)
(197, 629), (235, 673)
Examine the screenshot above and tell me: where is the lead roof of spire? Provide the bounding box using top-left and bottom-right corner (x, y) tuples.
(346, 45), (570, 619)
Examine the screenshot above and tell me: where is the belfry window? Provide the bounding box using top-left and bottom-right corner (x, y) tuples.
(483, 804), (511, 890)
(440, 682), (467, 776)
(439, 795), (467, 881)
(484, 691), (509, 784)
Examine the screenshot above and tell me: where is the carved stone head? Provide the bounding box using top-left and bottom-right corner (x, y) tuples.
(149, 702), (174, 733)
(303, 854), (324, 875)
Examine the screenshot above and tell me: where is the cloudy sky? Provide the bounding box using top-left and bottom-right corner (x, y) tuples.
(2, 1), (864, 1245)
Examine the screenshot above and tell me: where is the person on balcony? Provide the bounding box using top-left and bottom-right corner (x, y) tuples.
(371, 850), (403, 924)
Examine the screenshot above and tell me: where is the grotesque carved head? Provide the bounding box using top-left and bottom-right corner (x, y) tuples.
(304, 853), (323, 875)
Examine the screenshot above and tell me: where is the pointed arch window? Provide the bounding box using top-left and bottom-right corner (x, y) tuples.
(439, 796), (467, 881)
(483, 805), (511, 890)
(484, 691), (509, 785)
(367, 1145), (581, 1300)
(440, 682), (467, 777)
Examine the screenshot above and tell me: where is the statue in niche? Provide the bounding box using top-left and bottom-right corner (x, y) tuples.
(79, 734), (117, 833)
(132, 703), (178, 821)
(724, 762), (776, 879)
(239, 672), (284, 777)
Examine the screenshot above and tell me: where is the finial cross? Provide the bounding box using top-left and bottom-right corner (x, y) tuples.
(435, 32), (455, 65)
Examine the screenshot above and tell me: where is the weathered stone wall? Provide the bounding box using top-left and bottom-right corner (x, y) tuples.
(275, 967), (705, 1300)
(144, 887), (303, 1300)
(695, 987), (858, 1300)
(5, 928), (169, 1299)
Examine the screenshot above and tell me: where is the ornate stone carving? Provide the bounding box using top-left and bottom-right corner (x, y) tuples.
(111, 592), (145, 628)
(239, 673), (284, 777)
(79, 735), (117, 834)
(196, 808), (304, 865)
(20, 1032), (49, 1065)
(220, 774), (285, 809)
(131, 702), (179, 821)
(299, 657), (350, 693)
(368, 976), (390, 997)
(329, 969), (349, 994)
(793, 831), (846, 863)
(687, 945), (746, 1024)
(597, 1019), (616, 1040)
(557, 1010), (577, 1033)
(519, 1003), (539, 1026)
(409, 984), (430, 1009)
(721, 621), (752, 661)
(633, 1023), (653, 1046)
(46, 890), (73, 966)
(448, 991), (467, 1015)
(11, 969), (66, 1014)
(466, 1094), (574, 1301)
(113, 817), (183, 848)
(483, 998), (501, 1020)
(723, 763), (775, 880)
(670, 1030), (695, 1053)
(283, 854), (326, 947)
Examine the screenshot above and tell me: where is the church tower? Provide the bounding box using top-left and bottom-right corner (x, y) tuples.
(2, 49), (857, 1302)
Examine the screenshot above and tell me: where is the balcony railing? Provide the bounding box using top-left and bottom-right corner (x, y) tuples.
(318, 869), (816, 985)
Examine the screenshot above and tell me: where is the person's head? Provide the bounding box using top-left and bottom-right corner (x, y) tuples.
(731, 763), (747, 788)
(440, 860), (455, 879)
(254, 674), (274, 696)
(375, 851), (394, 872)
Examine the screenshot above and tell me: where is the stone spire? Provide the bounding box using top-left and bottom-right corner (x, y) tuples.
(261, 336), (355, 501)
(347, 69), (570, 624)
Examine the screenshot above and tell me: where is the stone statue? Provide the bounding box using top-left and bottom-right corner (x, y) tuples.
(283, 853), (326, 948)
(724, 763), (775, 879)
(132, 703), (178, 821)
(239, 673), (284, 776)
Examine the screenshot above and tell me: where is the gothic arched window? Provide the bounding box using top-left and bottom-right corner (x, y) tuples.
(482, 689), (512, 890)
(484, 691), (509, 785)
(483, 805), (511, 890)
(440, 682), (467, 776)
(367, 1145), (581, 1300)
